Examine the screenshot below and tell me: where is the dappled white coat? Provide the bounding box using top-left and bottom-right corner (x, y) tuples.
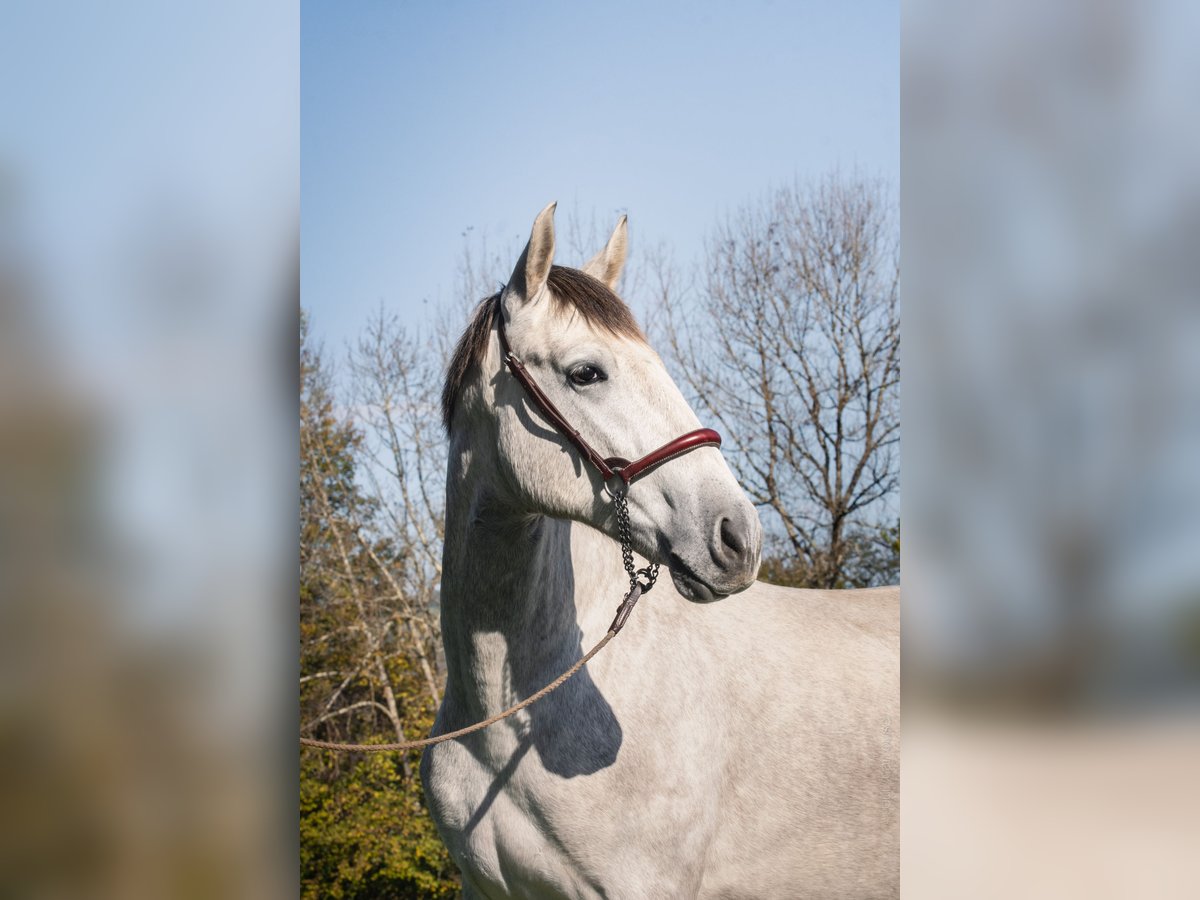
(421, 204), (899, 899)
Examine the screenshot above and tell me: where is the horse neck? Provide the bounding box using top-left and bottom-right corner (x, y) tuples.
(439, 444), (621, 722)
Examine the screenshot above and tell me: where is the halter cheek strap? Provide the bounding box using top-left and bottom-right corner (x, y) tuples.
(495, 306), (721, 485)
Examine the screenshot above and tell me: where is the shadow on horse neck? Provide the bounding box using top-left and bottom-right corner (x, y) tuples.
(442, 498), (625, 786)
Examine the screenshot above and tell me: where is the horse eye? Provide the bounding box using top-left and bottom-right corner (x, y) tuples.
(568, 364), (606, 386)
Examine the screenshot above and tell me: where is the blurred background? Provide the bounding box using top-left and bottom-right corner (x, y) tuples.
(1, 0), (1198, 898)
(0, 1), (297, 897)
(904, 0), (1200, 896)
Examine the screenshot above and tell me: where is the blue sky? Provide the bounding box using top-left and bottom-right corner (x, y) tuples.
(302, 0), (898, 350)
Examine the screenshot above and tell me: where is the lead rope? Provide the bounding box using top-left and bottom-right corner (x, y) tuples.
(300, 486), (651, 754)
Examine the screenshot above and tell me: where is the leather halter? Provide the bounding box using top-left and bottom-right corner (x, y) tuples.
(495, 303), (721, 486)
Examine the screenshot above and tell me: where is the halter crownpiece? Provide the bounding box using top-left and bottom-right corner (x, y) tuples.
(494, 304), (722, 486)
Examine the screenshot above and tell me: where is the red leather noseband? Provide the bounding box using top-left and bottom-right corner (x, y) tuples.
(496, 306), (721, 487)
(602, 427), (722, 485)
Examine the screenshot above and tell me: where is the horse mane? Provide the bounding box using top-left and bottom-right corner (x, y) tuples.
(441, 265), (645, 432)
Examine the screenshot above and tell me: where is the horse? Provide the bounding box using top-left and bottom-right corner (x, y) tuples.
(421, 203), (899, 899)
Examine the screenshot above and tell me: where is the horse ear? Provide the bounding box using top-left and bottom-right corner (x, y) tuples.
(582, 215), (628, 289)
(504, 201), (557, 309)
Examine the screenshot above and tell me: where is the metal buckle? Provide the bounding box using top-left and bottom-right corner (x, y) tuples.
(603, 467), (627, 499)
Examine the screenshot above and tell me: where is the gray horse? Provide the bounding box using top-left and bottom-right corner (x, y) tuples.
(422, 204), (899, 899)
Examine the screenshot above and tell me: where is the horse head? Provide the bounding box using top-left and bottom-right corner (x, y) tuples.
(445, 202), (761, 602)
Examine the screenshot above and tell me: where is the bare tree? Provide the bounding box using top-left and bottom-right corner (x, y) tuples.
(653, 176), (899, 588)
(300, 323), (441, 777)
(348, 310), (447, 632)
(300, 318), (462, 893)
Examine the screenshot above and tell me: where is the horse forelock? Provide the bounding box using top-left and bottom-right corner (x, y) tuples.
(441, 266), (645, 432)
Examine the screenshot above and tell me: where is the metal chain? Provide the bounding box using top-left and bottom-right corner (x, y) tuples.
(612, 488), (660, 593)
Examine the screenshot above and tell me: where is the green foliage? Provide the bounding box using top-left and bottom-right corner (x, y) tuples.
(301, 753), (459, 899)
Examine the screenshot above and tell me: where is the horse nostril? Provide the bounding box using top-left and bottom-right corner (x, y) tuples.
(718, 516), (747, 561)
(709, 507), (760, 580)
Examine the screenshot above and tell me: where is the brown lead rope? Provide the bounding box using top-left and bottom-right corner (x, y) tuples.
(299, 582), (644, 754)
